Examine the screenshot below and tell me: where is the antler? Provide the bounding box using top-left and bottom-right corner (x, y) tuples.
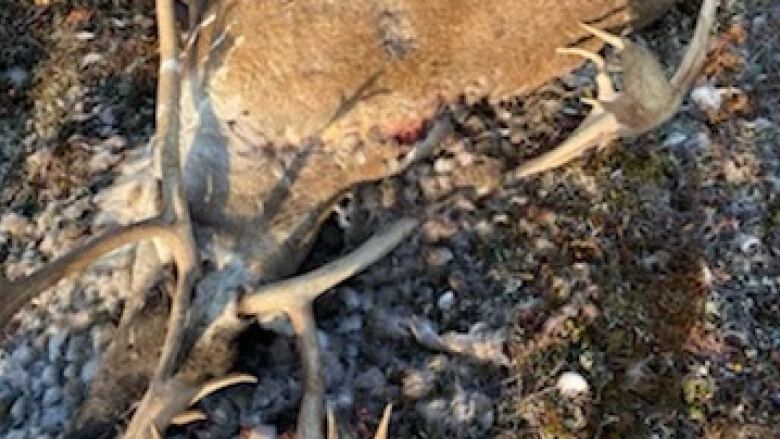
(238, 218), (416, 439)
(120, 218), (416, 438)
(508, 0), (720, 180)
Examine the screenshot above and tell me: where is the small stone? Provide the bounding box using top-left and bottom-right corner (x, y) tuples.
(81, 52), (104, 67)
(65, 335), (89, 362)
(11, 343), (37, 366)
(41, 364), (61, 386)
(43, 387), (63, 406)
(340, 287), (361, 310)
(9, 395), (28, 423)
(208, 398), (238, 428)
(4, 369), (31, 392)
(3, 66), (29, 89)
(63, 364), (79, 380)
(556, 371), (590, 397)
(419, 176), (442, 200)
(437, 291), (455, 311)
(47, 332), (68, 362)
(433, 157), (454, 174)
(337, 314), (363, 334)
(75, 31), (95, 41)
(736, 233), (761, 255)
(663, 131), (688, 147)
(80, 358), (99, 383)
(421, 218), (457, 243)
(40, 405), (68, 432)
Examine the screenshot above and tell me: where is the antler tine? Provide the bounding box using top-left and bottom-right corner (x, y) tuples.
(325, 403), (393, 439)
(239, 218), (417, 439)
(373, 404), (393, 439)
(671, 0), (720, 90)
(555, 47), (616, 104)
(0, 219), (171, 324)
(579, 22), (626, 51)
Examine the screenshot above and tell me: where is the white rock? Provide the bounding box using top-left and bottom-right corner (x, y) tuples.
(556, 371), (590, 397)
(74, 31), (95, 41)
(81, 52), (104, 67)
(5, 369), (31, 391)
(736, 233), (761, 255)
(434, 157), (454, 174)
(663, 131), (688, 148)
(437, 291), (455, 311)
(691, 84), (722, 113)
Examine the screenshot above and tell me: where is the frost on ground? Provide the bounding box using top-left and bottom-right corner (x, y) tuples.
(1, 1), (780, 438)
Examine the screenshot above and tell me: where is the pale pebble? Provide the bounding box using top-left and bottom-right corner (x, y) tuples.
(556, 371), (590, 397)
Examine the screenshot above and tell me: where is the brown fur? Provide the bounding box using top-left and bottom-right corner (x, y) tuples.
(179, 0), (673, 275)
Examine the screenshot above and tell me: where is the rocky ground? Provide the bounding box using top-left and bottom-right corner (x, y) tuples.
(1, 1), (779, 438)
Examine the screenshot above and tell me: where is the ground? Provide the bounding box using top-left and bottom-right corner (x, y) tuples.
(0, 0), (778, 438)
